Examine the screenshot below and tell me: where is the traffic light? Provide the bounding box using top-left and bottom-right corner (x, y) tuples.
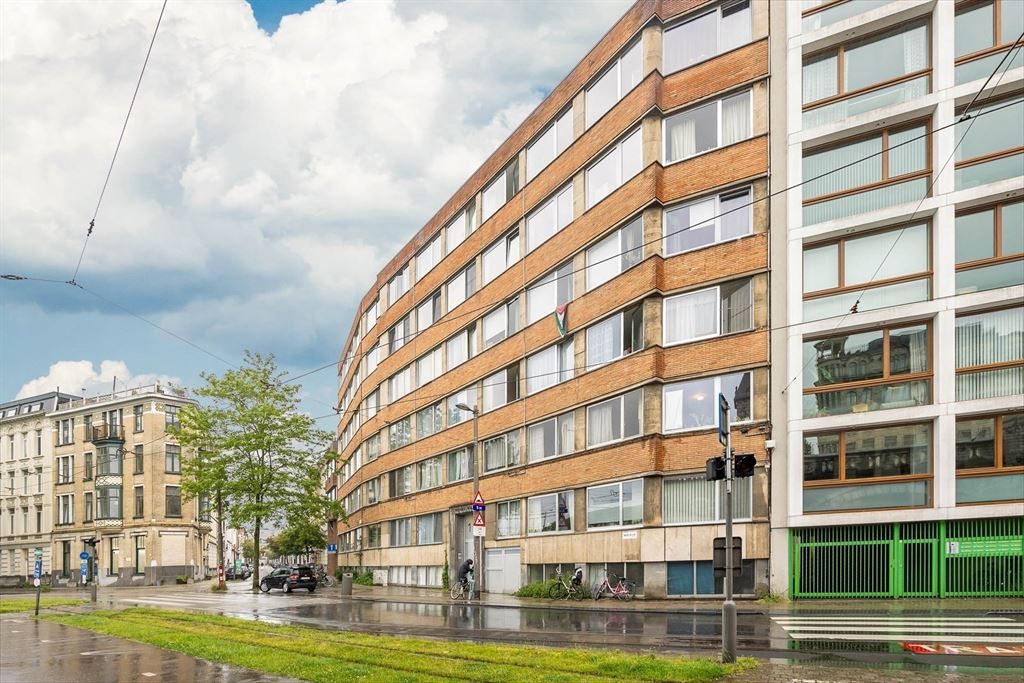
(705, 457), (726, 481)
(734, 454), (756, 478)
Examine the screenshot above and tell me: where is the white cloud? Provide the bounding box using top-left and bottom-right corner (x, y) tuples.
(16, 360), (180, 399)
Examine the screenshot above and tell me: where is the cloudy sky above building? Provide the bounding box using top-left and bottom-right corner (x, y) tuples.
(0, 0), (629, 415)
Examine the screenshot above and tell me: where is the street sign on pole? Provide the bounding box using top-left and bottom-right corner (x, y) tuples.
(471, 504), (485, 512)
(79, 551), (90, 561)
(472, 510), (485, 527)
(34, 548), (43, 559)
(719, 392), (736, 663)
(472, 526), (485, 537)
(718, 394), (729, 446)
(80, 559), (88, 580)
(327, 543), (337, 553)
(33, 559), (42, 579)
(473, 492), (485, 506)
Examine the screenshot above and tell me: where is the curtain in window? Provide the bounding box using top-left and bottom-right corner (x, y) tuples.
(621, 219), (643, 269)
(528, 421), (552, 460)
(587, 232), (620, 290)
(527, 347), (557, 394)
(588, 401), (616, 445)
(721, 92), (751, 146)
(664, 476), (717, 523)
(587, 316), (619, 366)
(721, 281), (752, 333)
(558, 414), (574, 454)
(663, 385), (685, 431)
(668, 113), (697, 162)
(902, 24), (928, 77)
(803, 136), (883, 200)
(956, 308), (1024, 399)
(665, 289), (718, 343)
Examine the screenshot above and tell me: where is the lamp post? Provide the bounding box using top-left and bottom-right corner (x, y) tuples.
(455, 402), (480, 596)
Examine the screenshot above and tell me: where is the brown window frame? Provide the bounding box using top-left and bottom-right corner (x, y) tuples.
(802, 320), (933, 404)
(801, 0), (854, 19)
(803, 222), (933, 302)
(955, 0), (1021, 67)
(955, 412), (1024, 476)
(802, 20), (931, 112)
(955, 199), (1024, 275)
(802, 119), (933, 207)
(954, 92), (1024, 173)
(955, 304), (1024, 379)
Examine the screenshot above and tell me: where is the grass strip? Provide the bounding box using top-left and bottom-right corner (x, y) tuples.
(42, 608), (755, 682)
(0, 597), (89, 614)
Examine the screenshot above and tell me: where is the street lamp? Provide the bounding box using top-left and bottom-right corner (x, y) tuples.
(455, 402), (480, 596)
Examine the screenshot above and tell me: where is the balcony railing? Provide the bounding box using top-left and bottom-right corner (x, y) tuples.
(91, 424), (125, 442)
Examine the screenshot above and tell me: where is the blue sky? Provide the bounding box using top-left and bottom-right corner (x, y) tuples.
(0, 0), (629, 421)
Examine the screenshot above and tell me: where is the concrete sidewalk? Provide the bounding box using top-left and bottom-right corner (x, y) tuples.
(0, 612), (297, 683)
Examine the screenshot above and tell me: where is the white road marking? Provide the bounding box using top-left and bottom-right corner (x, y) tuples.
(788, 633), (1024, 643)
(773, 615), (1024, 645)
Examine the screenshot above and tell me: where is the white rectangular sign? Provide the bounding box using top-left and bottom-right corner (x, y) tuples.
(472, 525), (485, 537)
(622, 530), (638, 540)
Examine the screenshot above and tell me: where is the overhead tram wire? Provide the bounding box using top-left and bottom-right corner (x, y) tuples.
(70, 0), (169, 286)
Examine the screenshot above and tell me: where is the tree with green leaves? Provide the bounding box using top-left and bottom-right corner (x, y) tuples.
(172, 351), (343, 591)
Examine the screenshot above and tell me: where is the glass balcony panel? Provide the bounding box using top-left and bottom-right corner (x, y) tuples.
(955, 153), (1024, 191)
(803, 177), (928, 225)
(803, 75), (929, 129)
(802, 379), (931, 418)
(956, 367), (1024, 401)
(955, 49), (1024, 86)
(802, 0), (888, 32)
(955, 260), (1024, 294)
(956, 473), (1024, 504)
(804, 479), (930, 512)
(803, 278), (929, 322)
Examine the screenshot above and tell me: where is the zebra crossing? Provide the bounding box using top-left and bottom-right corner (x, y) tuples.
(116, 586), (323, 611)
(772, 614), (1024, 646)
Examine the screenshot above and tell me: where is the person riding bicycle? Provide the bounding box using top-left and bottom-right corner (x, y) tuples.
(456, 559), (474, 589)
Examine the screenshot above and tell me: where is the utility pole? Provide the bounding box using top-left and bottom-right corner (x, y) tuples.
(456, 403), (481, 598)
(720, 393), (736, 663)
(217, 486), (225, 586)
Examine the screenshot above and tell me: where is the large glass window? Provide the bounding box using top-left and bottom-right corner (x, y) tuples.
(664, 475), (752, 524)
(165, 486), (182, 517)
(526, 185), (573, 252)
(586, 389), (643, 447)
(365, 433), (380, 461)
(664, 90), (751, 164)
(416, 347), (442, 388)
(586, 40), (642, 128)
(586, 217), (643, 290)
(955, 0), (1024, 85)
(446, 323), (477, 369)
(663, 279), (752, 345)
(482, 159), (520, 222)
(664, 371), (751, 432)
(482, 229), (520, 285)
(483, 298), (520, 349)
(955, 201), (1024, 294)
(482, 365), (520, 412)
(390, 518), (412, 547)
(664, 188), (751, 256)
(954, 95), (1024, 190)
(416, 234), (443, 282)
(388, 315), (412, 354)
(586, 128), (643, 208)
(389, 465), (413, 498)
(416, 291), (442, 332)
(417, 456), (442, 490)
(387, 265), (409, 306)
(417, 513), (443, 545)
(447, 386), (478, 426)
(388, 416), (411, 450)
(527, 412), (575, 462)
(164, 445), (180, 474)
(416, 403), (442, 439)
(803, 223), (931, 321)
(587, 479), (643, 529)
(389, 365), (413, 402)
(526, 340), (574, 395)
(447, 447), (472, 483)
(955, 307), (1024, 401)
(527, 491), (573, 534)
(802, 324), (930, 418)
(664, 1), (751, 74)
(483, 430), (520, 472)
(496, 500), (521, 538)
(97, 445), (122, 476)
(586, 305), (643, 367)
(527, 109), (573, 181)
(527, 262), (573, 325)
(803, 423), (931, 512)
(446, 262), (477, 311)
(802, 22), (929, 128)
(803, 122), (929, 225)
(446, 204), (478, 254)
(955, 413), (1024, 504)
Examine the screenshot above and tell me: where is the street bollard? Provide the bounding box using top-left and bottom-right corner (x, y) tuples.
(340, 572), (353, 595)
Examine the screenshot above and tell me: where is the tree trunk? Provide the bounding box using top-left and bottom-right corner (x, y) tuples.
(216, 488), (225, 585)
(251, 517), (261, 592)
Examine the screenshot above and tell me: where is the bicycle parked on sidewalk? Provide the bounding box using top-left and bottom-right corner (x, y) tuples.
(315, 565), (334, 587)
(549, 567), (587, 600)
(592, 571), (636, 601)
(450, 574), (475, 600)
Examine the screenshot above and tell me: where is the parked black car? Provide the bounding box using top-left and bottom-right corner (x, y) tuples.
(225, 565), (252, 581)
(259, 565), (317, 593)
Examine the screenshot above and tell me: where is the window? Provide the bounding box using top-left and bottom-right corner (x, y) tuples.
(35, 506), (41, 533)
(362, 300), (379, 333)
(802, 22), (929, 128)
(586, 40), (642, 127)
(664, 279), (752, 345)
(664, 188), (751, 257)
(198, 494), (211, 522)
(955, 0), (1024, 85)
(586, 305), (643, 367)
(447, 386), (477, 426)
(417, 456), (442, 490)
(526, 340), (574, 395)
(96, 486), (121, 519)
(527, 108), (573, 181)
(416, 403), (442, 439)
(389, 465), (413, 497)
(664, 474), (752, 524)
(482, 229), (520, 285)
(445, 204), (477, 253)
(664, 90), (751, 166)
(483, 298), (520, 349)
(416, 291), (442, 332)
(482, 159), (520, 221)
(133, 404), (144, 432)
(802, 0), (888, 31)
(97, 445), (122, 476)
(803, 121), (929, 225)
(365, 433), (381, 461)
(388, 315), (412, 354)
(84, 451), (93, 480)
(482, 365), (520, 412)
(35, 430), (42, 455)
(388, 416), (412, 450)
(955, 413), (1024, 504)
(956, 201), (1024, 294)
(387, 265), (409, 305)
(165, 404), (179, 428)
(365, 478), (380, 505)
(528, 412), (575, 462)
(390, 518), (412, 546)
(587, 479), (643, 528)
(956, 307), (1024, 401)
(446, 323), (477, 368)
(954, 95), (1024, 190)
(664, 1), (750, 74)
(108, 537), (119, 576)
(134, 444), (144, 474)
(447, 447), (472, 483)
(496, 500), (521, 538)
(416, 347), (442, 388)
(587, 217), (643, 290)
(526, 262), (573, 325)
(416, 234), (443, 281)
(802, 324), (930, 418)
(57, 418), (73, 446)
(526, 185), (573, 252)
(483, 430), (520, 472)
(35, 467), (41, 493)
(165, 486), (182, 517)
(586, 389), (643, 447)
(803, 423), (931, 512)
(446, 262), (477, 310)
(586, 127), (642, 208)
(664, 371), (752, 432)
(165, 445), (181, 474)
(134, 486), (144, 518)
(57, 456), (73, 484)
(803, 223), (931, 321)
(389, 365), (413, 402)
(363, 389), (379, 421)
(527, 491), (573, 534)
(416, 512), (443, 545)
(84, 492), (94, 522)
(134, 536), (146, 574)
(366, 524), (382, 548)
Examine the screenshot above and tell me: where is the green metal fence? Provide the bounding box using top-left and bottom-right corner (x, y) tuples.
(790, 517), (1023, 599)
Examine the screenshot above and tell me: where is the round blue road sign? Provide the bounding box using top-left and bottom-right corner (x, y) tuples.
(79, 551), (90, 560)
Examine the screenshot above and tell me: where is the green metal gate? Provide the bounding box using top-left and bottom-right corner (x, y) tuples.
(791, 518), (1023, 599)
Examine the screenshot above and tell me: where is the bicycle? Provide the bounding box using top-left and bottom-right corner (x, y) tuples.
(549, 567), (586, 600)
(315, 566), (334, 587)
(450, 574), (474, 600)
(591, 571), (636, 601)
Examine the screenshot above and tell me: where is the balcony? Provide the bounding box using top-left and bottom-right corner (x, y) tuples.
(91, 423), (125, 442)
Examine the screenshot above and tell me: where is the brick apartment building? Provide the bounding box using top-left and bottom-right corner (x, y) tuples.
(328, 0), (775, 597)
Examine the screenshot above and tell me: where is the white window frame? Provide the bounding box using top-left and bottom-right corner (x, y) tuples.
(586, 388), (644, 448)
(663, 89), (753, 165)
(526, 340), (575, 395)
(586, 478), (644, 530)
(586, 127), (643, 209)
(496, 500), (522, 538)
(585, 305), (643, 369)
(526, 184), (574, 252)
(585, 39), (643, 128)
(586, 217), (644, 291)
(526, 262), (574, 325)
(526, 108), (574, 181)
(416, 347), (442, 388)
(527, 412), (575, 463)
(390, 517), (412, 547)
(58, 493), (74, 525)
(663, 186), (752, 256)
(388, 365), (413, 402)
(447, 447), (472, 483)
(662, 279), (752, 346)
(663, 474), (753, 526)
(483, 430), (521, 472)
(482, 160), (519, 222)
(527, 490), (574, 535)
(482, 366), (519, 413)
(662, 0), (752, 75)
(387, 265), (409, 306)
(416, 403), (442, 439)
(416, 234), (443, 282)
(446, 205), (477, 253)
(416, 456), (443, 491)
(482, 229), (520, 285)
(662, 371), (753, 434)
